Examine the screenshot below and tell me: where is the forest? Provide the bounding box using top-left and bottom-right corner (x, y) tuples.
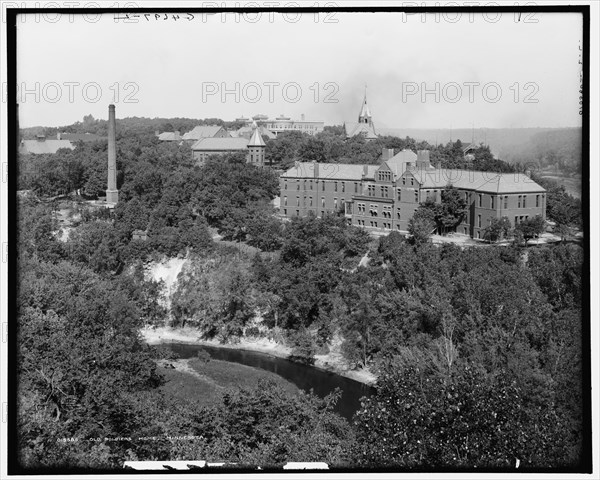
(14, 117), (588, 472)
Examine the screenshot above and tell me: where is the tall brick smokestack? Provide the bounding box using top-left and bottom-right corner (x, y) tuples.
(106, 104), (119, 204)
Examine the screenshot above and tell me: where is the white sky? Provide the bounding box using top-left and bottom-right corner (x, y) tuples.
(15, 8), (583, 129)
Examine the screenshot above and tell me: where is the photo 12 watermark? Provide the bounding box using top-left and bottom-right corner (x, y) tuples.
(4, 82), (140, 104)
(401, 81), (539, 104)
(201, 81), (339, 104)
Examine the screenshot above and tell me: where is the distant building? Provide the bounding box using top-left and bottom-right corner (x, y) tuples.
(19, 135), (75, 155)
(265, 114), (324, 137)
(344, 90), (378, 140)
(235, 123), (276, 141)
(157, 131), (181, 142)
(279, 147), (546, 239)
(191, 125), (266, 166)
(181, 125), (230, 144)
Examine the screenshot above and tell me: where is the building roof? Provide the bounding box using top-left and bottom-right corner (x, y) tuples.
(20, 139), (74, 155)
(237, 124), (275, 140)
(182, 125), (227, 141)
(281, 162), (379, 180)
(191, 137), (249, 151)
(359, 95), (372, 119)
(384, 149), (418, 177)
(344, 122), (378, 139)
(248, 127), (266, 147)
(158, 131), (181, 141)
(407, 168), (546, 194)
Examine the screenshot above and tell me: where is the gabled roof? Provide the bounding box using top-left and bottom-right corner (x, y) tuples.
(384, 149), (418, 177)
(191, 137), (249, 151)
(406, 168), (546, 194)
(20, 139), (74, 155)
(237, 125), (275, 140)
(158, 132), (181, 141)
(344, 122), (378, 139)
(248, 128), (266, 147)
(281, 162), (379, 180)
(182, 125), (228, 141)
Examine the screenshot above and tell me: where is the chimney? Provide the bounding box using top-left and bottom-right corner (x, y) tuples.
(174, 130), (181, 138)
(312, 160), (319, 178)
(106, 104), (119, 204)
(382, 148), (394, 161)
(416, 150), (431, 169)
(301, 113), (305, 121)
(362, 164), (369, 177)
(57, 132), (61, 140)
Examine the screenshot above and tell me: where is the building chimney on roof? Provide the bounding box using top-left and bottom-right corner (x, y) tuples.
(301, 113), (305, 121)
(312, 160), (319, 178)
(362, 164), (369, 177)
(382, 148), (394, 161)
(106, 104), (119, 205)
(416, 150), (431, 169)
(174, 130), (180, 138)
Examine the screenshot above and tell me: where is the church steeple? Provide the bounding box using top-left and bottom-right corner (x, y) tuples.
(247, 124), (266, 166)
(358, 85), (373, 126)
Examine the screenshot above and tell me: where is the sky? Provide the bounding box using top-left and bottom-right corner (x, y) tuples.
(14, 7), (583, 129)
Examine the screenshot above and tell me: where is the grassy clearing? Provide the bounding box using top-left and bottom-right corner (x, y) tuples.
(157, 358), (299, 408)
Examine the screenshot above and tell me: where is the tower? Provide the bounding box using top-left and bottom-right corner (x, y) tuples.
(247, 124), (266, 166)
(358, 85), (373, 127)
(106, 104), (119, 204)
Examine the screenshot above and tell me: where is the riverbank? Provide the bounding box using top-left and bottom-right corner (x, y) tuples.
(141, 326), (377, 386)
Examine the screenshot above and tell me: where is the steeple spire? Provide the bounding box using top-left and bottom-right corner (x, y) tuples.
(358, 84), (372, 126)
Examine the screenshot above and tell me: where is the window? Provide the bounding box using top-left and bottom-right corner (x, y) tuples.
(284, 196), (287, 206)
(523, 196), (527, 208)
(414, 190), (419, 202)
(397, 188), (402, 200)
(296, 196), (300, 207)
(321, 198), (325, 207)
(354, 182), (358, 193)
(284, 209), (287, 215)
(296, 210), (299, 217)
(514, 216), (518, 225)
(464, 227), (468, 234)
(504, 196), (508, 209)
(478, 214), (481, 228)
(309, 196), (313, 207)
(322, 181), (325, 191)
(478, 194), (483, 207)
(334, 182), (338, 192)
(303, 180), (306, 190)
(296, 182), (300, 191)
(303, 196), (306, 207)
(464, 192), (468, 202)
(536, 195), (540, 207)
(410, 178), (414, 186)
(491, 196), (495, 209)
(334, 198), (338, 209)
(518, 196), (522, 208)
(342, 182), (345, 192)
(397, 208), (401, 220)
(310, 180), (313, 190)
(284, 181), (287, 190)
(402, 177), (406, 186)
(433, 190), (438, 202)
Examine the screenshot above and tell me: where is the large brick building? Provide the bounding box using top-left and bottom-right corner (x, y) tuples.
(279, 148), (546, 238)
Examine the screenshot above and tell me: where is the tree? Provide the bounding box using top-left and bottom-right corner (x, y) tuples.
(515, 215), (545, 244)
(482, 216), (512, 243)
(354, 361), (568, 469)
(408, 208), (435, 244)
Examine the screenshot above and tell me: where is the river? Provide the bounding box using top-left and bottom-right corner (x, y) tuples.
(165, 342), (376, 421)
